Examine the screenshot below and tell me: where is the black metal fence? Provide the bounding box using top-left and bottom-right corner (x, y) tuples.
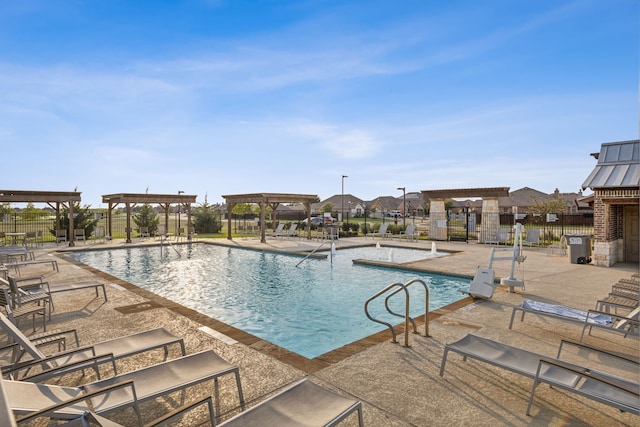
(445, 211), (594, 245)
(0, 211), (189, 244)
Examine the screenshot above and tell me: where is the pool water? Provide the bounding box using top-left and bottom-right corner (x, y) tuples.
(68, 244), (469, 359)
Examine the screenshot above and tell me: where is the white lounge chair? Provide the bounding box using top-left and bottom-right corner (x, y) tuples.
(13, 391), (215, 427)
(366, 223), (389, 239)
(440, 334), (640, 416)
(74, 229), (86, 244)
(0, 312), (185, 382)
(485, 227), (509, 246)
(283, 223), (298, 238)
(522, 228), (540, 246)
(509, 300), (640, 343)
(218, 379), (363, 427)
(5, 349), (244, 424)
(394, 224), (417, 241)
(267, 223), (285, 237)
(56, 229), (67, 245)
(0, 286), (46, 332)
(9, 276), (107, 310)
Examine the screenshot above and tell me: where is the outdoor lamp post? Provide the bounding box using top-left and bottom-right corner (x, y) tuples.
(397, 187), (406, 228)
(341, 175), (348, 222)
(177, 190), (184, 235)
(363, 203), (367, 235)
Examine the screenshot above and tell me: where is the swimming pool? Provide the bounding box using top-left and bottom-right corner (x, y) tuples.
(68, 244), (469, 359)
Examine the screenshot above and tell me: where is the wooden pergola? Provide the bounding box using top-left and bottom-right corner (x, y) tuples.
(0, 190), (82, 246)
(221, 193), (317, 243)
(102, 193), (197, 243)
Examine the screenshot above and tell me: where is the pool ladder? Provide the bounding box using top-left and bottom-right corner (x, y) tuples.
(364, 279), (430, 347)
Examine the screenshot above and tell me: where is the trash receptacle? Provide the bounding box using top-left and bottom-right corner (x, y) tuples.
(565, 234), (592, 264)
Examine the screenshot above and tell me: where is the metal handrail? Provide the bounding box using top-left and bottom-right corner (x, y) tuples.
(160, 236), (181, 257)
(296, 241), (329, 267)
(364, 279), (430, 347)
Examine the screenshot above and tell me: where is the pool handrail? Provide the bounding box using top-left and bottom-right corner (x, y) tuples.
(364, 278), (430, 347)
(296, 241), (329, 267)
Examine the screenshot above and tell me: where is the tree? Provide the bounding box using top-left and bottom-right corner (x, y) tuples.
(52, 203), (98, 240)
(133, 204), (159, 234)
(320, 202), (334, 213)
(20, 203), (49, 221)
(232, 203), (253, 216)
(193, 202), (222, 233)
(0, 203), (11, 221)
(531, 197), (568, 216)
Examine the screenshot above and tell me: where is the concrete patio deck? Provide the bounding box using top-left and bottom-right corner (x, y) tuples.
(2, 236), (638, 426)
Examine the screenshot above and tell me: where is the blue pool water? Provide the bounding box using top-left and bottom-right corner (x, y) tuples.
(68, 244), (469, 359)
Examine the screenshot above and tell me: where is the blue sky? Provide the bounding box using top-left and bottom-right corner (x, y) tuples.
(0, 0), (637, 207)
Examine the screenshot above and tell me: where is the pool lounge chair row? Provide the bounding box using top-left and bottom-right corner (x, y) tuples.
(0, 311), (363, 426)
(440, 334), (640, 416)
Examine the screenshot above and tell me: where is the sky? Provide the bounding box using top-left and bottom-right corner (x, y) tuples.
(0, 0), (637, 207)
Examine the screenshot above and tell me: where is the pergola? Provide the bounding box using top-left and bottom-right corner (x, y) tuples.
(221, 193), (317, 243)
(102, 193), (197, 243)
(421, 187), (510, 242)
(0, 190), (82, 246)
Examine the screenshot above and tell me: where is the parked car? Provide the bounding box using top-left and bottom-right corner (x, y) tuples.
(386, 210), (403, 218)
(302, 217), (325, 224)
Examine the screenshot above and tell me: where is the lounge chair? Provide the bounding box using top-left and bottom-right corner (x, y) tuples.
(13, 391), (215, 427)
(139, 227), (150, 240)
(218, 379), (363, 427)
(0, 286), (46, 332)
(283, 223), (298, 238)
(509, 300), (640, 343)
(0, 312), (186, 382)
(74, 229), (87, 244)
(23, 232), (37, 247)
(0, 378), (17, 427)
(93, 225), (112, 243)
(267, 223), (285, 237)
(595, 294), (638, 314)
(522, 228), (540, 246)
(485, 227), (509, 246)
(9, 275), (107, 309)
(56, 229), (67, 245)
(439, 334), (640, 416)
(5, 349), (243, 424)
(155, 224), (170, 240)
(366, 223), (389, 239)
(459, 268), (496, 299)
(2, 277), (52, 320)
(394, 224), (417, 241)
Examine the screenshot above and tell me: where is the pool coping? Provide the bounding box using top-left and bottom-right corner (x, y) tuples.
(59, 241), (482, 373)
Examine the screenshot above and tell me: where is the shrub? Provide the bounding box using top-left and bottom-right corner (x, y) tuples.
(51, 203), (98, 240)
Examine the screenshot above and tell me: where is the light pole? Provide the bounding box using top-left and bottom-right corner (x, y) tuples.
(397, 187), (406, 228)
(177, 190), (184, 235)
(341, 175), (348, 222)
(363, 203), (367, 235)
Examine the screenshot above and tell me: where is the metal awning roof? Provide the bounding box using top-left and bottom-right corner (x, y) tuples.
(582, 140), (640, 189)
